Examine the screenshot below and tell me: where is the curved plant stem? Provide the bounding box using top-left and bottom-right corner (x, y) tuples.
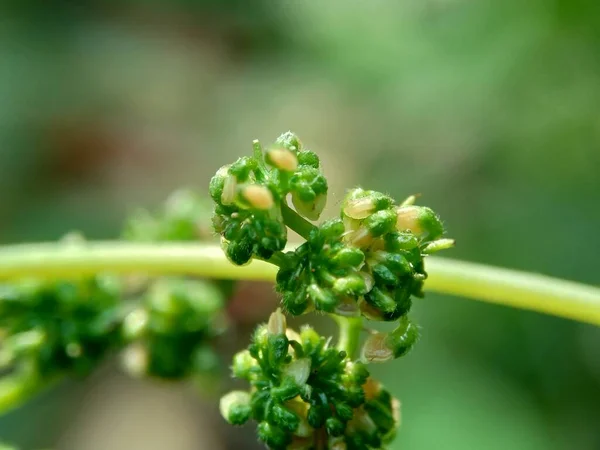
(0, 242), (598, 326)
(280, 203), (317, 240)
(331, 315), (363, 359)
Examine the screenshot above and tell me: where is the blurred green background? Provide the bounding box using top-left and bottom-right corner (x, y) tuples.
(1, 1), (599, 449)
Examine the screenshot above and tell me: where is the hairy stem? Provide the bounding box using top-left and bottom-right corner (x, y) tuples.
(0, 242), (598, 326)
(280, 203), (317, 240)
(331, 315), (363, 359)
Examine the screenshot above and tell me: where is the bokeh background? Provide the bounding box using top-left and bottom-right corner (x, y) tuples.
(1, 1), (599, 449)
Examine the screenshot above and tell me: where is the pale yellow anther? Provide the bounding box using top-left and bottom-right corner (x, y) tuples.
(268, 147), (299, 171)
(396, 206), (423, 235)
(267, 308), (287, 335)
(344, 197), (376, 220)
(221, 170), (237, 205)
(243, 185), (274, 210)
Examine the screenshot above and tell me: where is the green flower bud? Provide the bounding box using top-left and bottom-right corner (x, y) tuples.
(220, 391), (252, 425)
(395, 205), (444, 240)
(330, 247), (365, 268)
(275, 131), (303, 152)
(270, 403), (300, 431)
(364, 288), (396, 314)
(232, 349), (256, 379)
(297, 150), (320, 168)
(229, 156), (256, 181)
(306, 284), (337, 312)
(326, 417), (346, 437)
(290, 167), (328, 221)
(333, 273), (368, 296)
(258, 422), (291, 449)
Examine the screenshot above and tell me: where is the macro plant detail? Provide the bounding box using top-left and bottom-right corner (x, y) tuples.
(210, 132), (454, 448)
(0, 132), (597, 450)
(221, 309), (399, 450)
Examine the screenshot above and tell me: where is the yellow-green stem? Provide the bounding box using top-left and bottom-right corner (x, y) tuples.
(331, 315), (363, 359)
(0, 242), (598, 326)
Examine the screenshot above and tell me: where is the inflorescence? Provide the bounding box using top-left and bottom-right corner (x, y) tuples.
(211, 132), (453, 448)
(0, 189), (231, 408)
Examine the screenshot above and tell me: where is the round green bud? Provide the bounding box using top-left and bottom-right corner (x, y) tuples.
(331, 247), (365, 268)
(333, 273), (368, 296)
(306, 284), (337, 312)
(364, 287), (396, 314)
(370, 263), (399, 287)
(228, 156), (256, 181)
(384, 232), (419, 251)
(224, 239), (253, 266)
(326, 417), (346, 437)
(364, 209), (397, 237)
(257, 422), (291, 449)
(335, 402), (354, 421)
(232, 349), (256, 379)
(220, 391), (252, 425)
(297, 150), (320, 168)
(275, 131), (303, 152)
(270, 404), (300, 431)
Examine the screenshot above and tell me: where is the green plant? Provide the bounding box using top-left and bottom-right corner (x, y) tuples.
(0, 132), (598, 450)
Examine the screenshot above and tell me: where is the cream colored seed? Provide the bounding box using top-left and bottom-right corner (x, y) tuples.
(243, 185), (274, 210)
(268, 148), (298, 171)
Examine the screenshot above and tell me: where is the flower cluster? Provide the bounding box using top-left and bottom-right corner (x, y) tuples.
(209, 132), (328, 265)
(276, 188), (452, 322)
(123, 188), (214, 242)
(209, 132), (453, 363)
(0, 190), (235, 400)
(121, 277), (227, 379)
(120, 189), (234, 378)
(220, 310), (399, 450)
(0, 274), (123, 381)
